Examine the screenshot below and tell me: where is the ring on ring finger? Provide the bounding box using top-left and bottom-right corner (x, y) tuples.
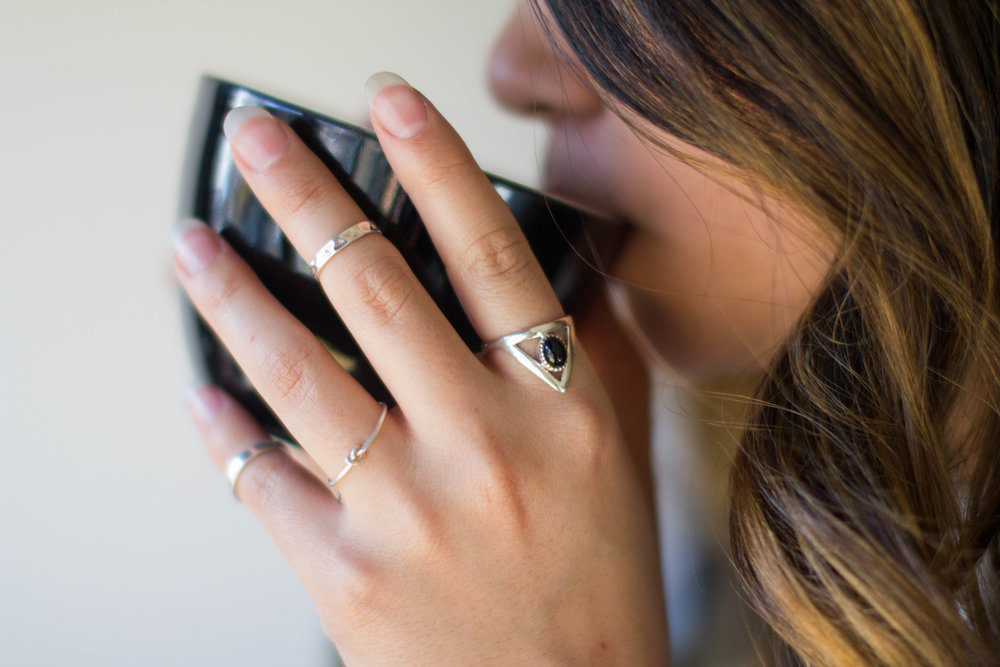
(327, 402), (389, 502)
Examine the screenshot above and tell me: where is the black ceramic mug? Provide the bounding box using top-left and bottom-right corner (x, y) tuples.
(179, 76), (623, 443)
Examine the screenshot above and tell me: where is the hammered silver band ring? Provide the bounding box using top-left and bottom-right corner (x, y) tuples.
(309, 221), (383, 279)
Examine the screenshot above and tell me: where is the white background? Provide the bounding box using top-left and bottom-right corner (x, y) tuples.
(0, 2), (547, 664)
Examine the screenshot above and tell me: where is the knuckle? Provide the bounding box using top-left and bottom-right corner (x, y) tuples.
(477, 462), (523, 515)
(394, 488), (446, 562)
(460, 226), (535, 292)
(463, 440), (529, 533)
(564, 395), (608, 438)
(238, 451), (293, 510)
(200, 255), (246, 314)
(349, 255), (415, 328)
(259, 337), (321, 409)
(202, 271), (245, 313)
(339, 569), (379, 615)
(328, 559), (383, 635)
(417, 154), (478, 190)
(276, 172), (337, 220)
(559, 398), (616, 476)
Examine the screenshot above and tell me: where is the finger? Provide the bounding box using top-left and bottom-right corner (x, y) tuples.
(221, 108), (488, 418)
(172, 217), (385, 474)
(186, 383), (344, 580)
(365, 72), (564, 342)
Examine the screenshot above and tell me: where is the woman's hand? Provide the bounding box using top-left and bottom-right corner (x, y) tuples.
(173, 73), (668, 665)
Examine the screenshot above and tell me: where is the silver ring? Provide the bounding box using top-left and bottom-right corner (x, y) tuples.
(327, 402), (388, 502)
(309, 221), (383, 279)
(482, 316), (574, 393)
(225, 441), (286, 501)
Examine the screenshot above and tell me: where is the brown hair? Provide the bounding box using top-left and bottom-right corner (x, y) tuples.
(538, 0), (1000, 663)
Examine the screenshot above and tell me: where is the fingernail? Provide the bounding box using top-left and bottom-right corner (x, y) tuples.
(223, 106), (289, 172)
(170, 217), (222, 274)
(365, 72), (427, 139)
(185, 382), (226, 423)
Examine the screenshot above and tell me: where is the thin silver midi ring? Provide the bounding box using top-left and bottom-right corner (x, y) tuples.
(309, 221), (383, 279)
(226, 441), (286, 500)
(482, 316), (574, 393)
(327, 402), (388, 502)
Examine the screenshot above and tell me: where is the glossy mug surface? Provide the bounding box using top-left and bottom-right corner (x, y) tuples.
(179, 77), (622, 442)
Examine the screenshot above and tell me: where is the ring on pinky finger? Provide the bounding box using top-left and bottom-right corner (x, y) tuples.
(226, 441), (287, 501)
(185, 383), (344, 586)
(186, 384), (340, 515)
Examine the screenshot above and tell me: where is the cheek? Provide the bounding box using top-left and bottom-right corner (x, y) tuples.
(544, 113), (833, 380)
(611, 187), (833, 382)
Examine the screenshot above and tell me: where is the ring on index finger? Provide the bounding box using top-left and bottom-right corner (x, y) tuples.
(482, 317), (574, 393)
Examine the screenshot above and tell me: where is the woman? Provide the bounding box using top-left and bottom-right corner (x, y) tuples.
(171, 0), (999, 663)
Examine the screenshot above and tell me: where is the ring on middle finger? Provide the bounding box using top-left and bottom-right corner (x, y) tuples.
(309, 221), (383, 279)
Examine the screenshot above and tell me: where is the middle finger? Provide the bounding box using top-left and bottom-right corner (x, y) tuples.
(222, 107), (487, 418)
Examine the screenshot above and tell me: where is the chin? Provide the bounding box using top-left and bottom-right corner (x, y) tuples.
(618, 287), (770, 386)
(542, 139), (622, 221)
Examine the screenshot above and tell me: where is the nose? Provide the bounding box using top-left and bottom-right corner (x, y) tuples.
(487, 1), (604, 119)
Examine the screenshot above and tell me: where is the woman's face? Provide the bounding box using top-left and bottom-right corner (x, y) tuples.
(488, 1), (835, 382)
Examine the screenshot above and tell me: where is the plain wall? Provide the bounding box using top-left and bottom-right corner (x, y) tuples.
(0, 2), (546, 664)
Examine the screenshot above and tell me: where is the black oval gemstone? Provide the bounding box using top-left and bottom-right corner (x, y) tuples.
(541, 336), (567, 369)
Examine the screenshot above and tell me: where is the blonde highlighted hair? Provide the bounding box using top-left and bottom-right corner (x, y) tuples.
(539, 0), (1000, 663)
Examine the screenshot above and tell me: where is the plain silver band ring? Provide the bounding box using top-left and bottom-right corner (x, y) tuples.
(327, 402), (388, 502)
(226, 441), (286, 501)
(309, 221), (383, 279)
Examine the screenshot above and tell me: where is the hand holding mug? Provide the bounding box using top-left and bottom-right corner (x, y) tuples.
(174, 73), (667, 664)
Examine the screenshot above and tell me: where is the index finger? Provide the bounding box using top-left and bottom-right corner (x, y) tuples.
(365, 73), (564, 342)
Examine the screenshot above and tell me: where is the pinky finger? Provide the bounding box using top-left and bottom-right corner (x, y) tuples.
(187, 384), (343, 577)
